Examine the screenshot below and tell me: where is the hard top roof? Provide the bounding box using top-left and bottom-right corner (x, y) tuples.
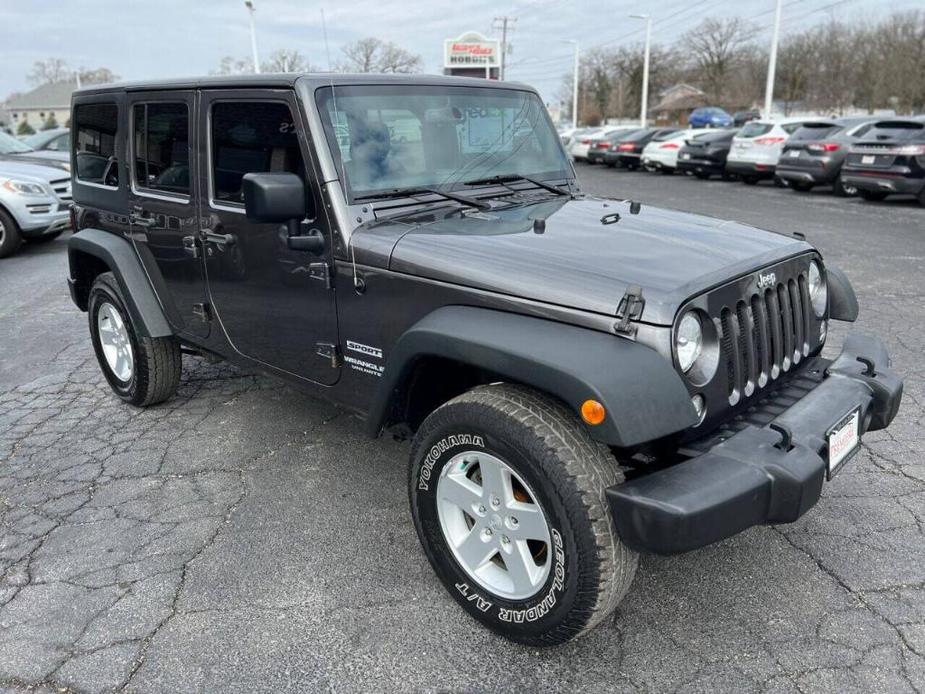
(73, 72), (536, 97)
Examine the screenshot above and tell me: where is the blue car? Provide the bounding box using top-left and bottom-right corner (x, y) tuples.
(689, 107), (734, 128)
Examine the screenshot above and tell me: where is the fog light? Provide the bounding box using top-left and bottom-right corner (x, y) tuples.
(691, 394), (706, 425)
(581, 399), (606, 425)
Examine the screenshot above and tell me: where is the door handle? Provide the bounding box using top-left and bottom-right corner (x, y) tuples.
(201, 230), (236, 247)
(130, 206), (155, 228)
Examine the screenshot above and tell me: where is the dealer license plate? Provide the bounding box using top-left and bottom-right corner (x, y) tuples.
(681, 153), (691, 160)
(861, 155), (876, 164)
(788, 150), (800, 157)
(827, 408), (861, 479)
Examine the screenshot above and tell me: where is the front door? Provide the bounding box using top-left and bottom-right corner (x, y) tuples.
(127, 90), (209, 338)
(198, 90), (340, 385)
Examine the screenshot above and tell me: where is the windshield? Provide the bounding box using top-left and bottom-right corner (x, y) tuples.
(0, 131), (34, 154)
(315, 84), (570, 201)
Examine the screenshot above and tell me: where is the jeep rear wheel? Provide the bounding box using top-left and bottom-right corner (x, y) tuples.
(88, 272), (181, 406)
(409, 384), (637, 646)
(0, 208), (23, 259)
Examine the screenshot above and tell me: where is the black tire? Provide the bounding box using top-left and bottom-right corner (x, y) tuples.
(832, 174), (856, 197)
(742, 176), (759, 185)
(790, 181), (814, 193)
(88, 272), (181, 406)
(857, 189), (888, 202)
(26, 230), (64, 243)
(918, 187), (925, 207)
(409, 384), (638, 647)
(694, 171), (710, 180)
(0, 207), (23, 259)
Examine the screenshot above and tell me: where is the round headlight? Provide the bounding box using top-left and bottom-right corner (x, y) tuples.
(808, 260), (827, 317)
(676, 311), (703, 373)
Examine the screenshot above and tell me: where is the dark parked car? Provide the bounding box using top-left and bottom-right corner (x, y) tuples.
(775, 118), (874, 196)
(66, 74), (902, 647)
(603, 127), (679, 169)
(21, 127), (71, 154)
(689, 107), (733, 128)
(841, 118), (925, 204)
(677, 129), (737, 179)
(733, 110), (761, 127)
(0, 131), (70, 170)
(586, 128), (639, 164)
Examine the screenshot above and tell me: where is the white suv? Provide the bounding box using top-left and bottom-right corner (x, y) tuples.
(640, 128), (713, 173)
(726, 118), (805, 184)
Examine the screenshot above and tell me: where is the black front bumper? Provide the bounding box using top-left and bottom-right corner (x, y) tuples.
(607, 332), (903, 555)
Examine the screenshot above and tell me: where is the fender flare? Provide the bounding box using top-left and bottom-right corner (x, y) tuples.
(826, 265), (858, 322)
(367, 306), (698, 448)
(67, 228), (172, 338)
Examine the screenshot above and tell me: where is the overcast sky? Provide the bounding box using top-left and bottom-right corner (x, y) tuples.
(0, 0), (913, 104)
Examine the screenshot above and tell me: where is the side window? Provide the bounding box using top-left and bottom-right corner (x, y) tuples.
(74, 103), (119, 187)
(210, 101), (305, 205)
(133, 102), (190, 196)
(48, 133), (70, 151)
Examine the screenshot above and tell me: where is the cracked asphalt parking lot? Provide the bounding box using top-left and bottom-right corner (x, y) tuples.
(1, 164), (924, 693)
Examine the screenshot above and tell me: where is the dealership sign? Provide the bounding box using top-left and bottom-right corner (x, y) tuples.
(444, 32), (501, 68)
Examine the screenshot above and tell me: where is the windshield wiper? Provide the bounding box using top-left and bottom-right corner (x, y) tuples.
(354, 186), (490, 210)
(461, 174), (569, 196)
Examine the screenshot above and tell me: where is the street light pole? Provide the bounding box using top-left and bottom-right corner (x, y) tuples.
(630, 14), (651, 128)
(244, 1), (261, 74)
(764, 0), (783, 117)
(561, 40), (580, 129)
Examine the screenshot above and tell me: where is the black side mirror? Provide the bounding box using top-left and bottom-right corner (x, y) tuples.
(242, 172), (306, 223)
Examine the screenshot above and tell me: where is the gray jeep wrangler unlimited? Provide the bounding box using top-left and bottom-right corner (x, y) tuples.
(66, 74), (903, 646)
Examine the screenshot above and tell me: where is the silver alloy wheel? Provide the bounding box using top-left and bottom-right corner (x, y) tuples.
(436, 451), (552, 600)
(97, 302), (134, 382)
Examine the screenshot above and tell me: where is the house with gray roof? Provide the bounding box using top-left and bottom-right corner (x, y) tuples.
(1, 81), (77, 133)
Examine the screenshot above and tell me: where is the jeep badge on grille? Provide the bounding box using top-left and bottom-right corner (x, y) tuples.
(757, 272), (777, 289)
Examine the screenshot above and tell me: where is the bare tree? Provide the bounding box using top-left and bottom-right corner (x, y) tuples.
(262, 49), (311, 73)
(27, 58), (71, 86)
(682, 18), (757, 104)
(77, 67), (120, 85)
(213, 56), (255, 75)
(338, 38), (422, 74)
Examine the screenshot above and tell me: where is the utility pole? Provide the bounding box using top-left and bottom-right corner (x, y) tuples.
(244, 1), (261, 74)
(561, 40), (580, 129)
(493, 16), (516, 80)
(764, 0), (783, 118)
(630, 14), (651, 128)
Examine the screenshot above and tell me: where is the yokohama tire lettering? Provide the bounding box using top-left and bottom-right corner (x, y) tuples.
(418, 434), (485, 490)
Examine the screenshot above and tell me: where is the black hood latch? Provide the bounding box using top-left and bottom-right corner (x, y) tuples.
(614, 285), (645, 337)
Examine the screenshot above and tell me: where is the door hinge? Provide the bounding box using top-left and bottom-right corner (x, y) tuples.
(308, 262), (335, 289)
(614, 285), (645, 337)
(316, 342), (342, 368)
(192, 303), (212, 322)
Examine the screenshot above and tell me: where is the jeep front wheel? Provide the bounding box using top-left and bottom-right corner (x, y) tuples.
(88, 272), (181, 406)
(409, 384), (637, 646)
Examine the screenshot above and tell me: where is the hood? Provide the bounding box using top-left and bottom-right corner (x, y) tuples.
(1, 152), (70, 172)
(0, 158), (71, 183)
(354, 197), (811, 325)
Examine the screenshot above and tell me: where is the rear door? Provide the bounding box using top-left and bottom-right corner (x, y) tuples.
(197, 89), (340, 385)
(127, 90), (209, 339)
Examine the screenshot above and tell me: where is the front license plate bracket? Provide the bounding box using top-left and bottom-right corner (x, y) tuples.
(827, 407), (861, 480)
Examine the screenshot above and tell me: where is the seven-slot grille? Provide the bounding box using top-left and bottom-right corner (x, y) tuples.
(717, 271), (813, 405)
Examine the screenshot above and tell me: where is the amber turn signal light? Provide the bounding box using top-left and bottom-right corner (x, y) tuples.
(580, 399), (606, 425)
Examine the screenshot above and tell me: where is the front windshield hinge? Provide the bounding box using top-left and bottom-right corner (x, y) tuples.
(614, 286), (645, 337)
